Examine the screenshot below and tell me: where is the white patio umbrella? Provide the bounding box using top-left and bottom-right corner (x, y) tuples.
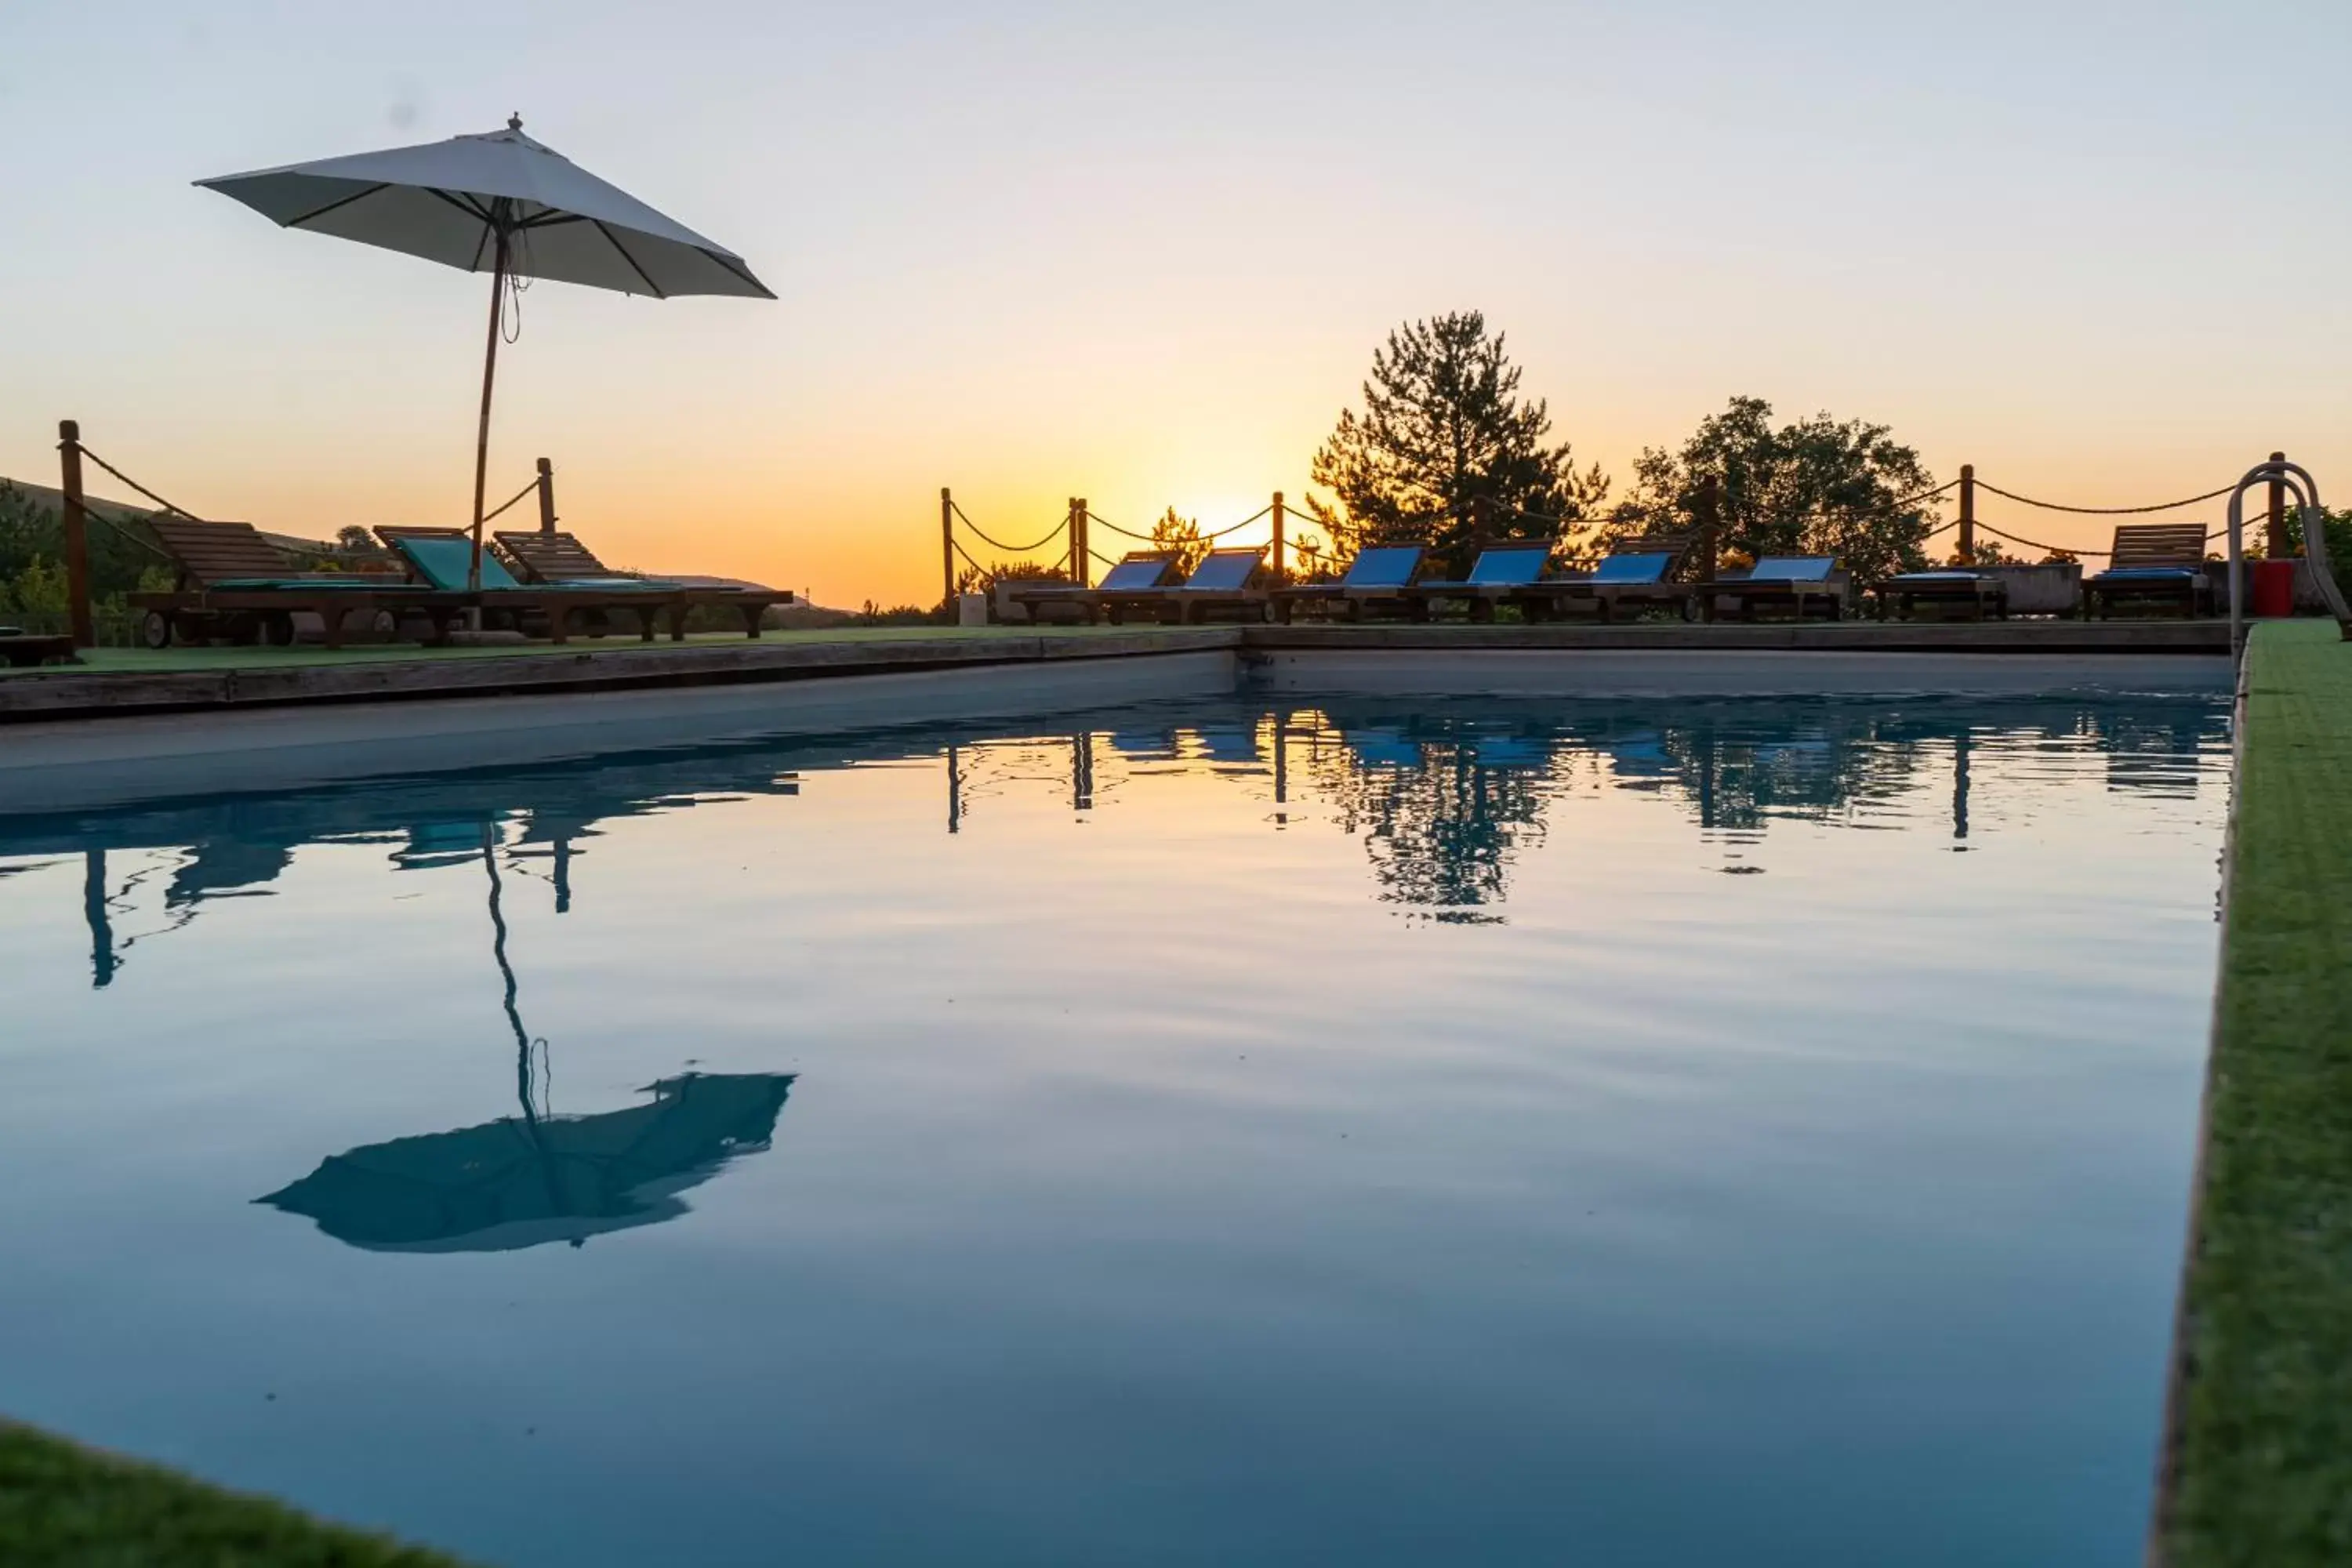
(198, 116), (773, 590)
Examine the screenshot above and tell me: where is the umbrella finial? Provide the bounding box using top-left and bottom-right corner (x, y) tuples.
(508, 112), (523, 132)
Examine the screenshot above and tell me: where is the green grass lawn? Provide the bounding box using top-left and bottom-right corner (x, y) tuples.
(2161, 619), (2352, 1566)
(0, 1422), (477, 1567)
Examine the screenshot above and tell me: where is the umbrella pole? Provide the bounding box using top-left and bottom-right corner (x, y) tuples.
(468, 227), (511, 598)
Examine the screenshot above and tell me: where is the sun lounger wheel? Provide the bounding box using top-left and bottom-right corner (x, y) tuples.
(140, 611), (173, 649)
(260, 611), (298, 647)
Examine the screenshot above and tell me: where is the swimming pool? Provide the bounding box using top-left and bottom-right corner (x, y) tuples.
(0, 691), (2229, 1565)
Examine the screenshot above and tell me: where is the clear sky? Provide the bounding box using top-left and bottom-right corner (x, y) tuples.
(4, 2), (2346, 605)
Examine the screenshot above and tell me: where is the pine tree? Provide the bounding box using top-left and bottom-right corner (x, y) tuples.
(1304, 312), (1608, 578)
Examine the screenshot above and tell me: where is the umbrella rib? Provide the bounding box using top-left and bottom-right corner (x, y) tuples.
(699, 248), (778, 299)
(285, 181), (392, 229)
(593, 220), (666, 298)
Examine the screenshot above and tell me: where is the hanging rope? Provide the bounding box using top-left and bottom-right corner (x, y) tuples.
(1080, 510), (1156, 541)
(1084, 505), (1275, 546)
(1893, 478), (1961, 507)
(81, 508), (176, 561)
(478, 477), (539, 527)
(1973, 480), (2234, 515)
(949, 499), (1068, 557)
(1972, 521), (2107, 557)
(72, 445), (210, 524)
(1200, 504), (1274, 540)
(500, 226), (533, 346)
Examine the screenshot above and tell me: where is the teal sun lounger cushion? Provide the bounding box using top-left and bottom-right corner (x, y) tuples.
(392, 535), (527, 592)
(205, 577), (407, 591)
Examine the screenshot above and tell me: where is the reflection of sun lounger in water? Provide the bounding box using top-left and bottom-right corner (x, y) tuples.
(1345, 728), (1424, 769)
(1190, 727), (1261, 765)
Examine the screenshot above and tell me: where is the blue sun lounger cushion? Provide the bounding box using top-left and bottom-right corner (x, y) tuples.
(2090, 566), (2201, 581)
(1417, 546), (1552, 591)
(1181, 550), (1262, 591)
(1465, 546), (1552, 586)
(1588, 552), (1675, 584)
(1746, 556), (1837, 583)
(1340, 546), (1423, 589)
(1886, 570), (1985, 583)
(1098, 557), (1173, 591)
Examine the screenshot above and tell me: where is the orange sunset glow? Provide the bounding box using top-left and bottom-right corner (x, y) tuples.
(5, 2), (2347, 608)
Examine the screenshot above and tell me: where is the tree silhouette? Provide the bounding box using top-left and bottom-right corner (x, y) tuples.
(1619, 397), (1940, 583)
(1305, 312), (1608, 578)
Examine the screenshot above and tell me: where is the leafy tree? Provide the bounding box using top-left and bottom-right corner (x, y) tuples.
(1305, 311), (1609, 578)
(2278, 505), (2352, 605)
(955, 557), (1068, 596)
(1619, 396), (1940, 583)
(0, 481), (168, 600)
(1148, 508), (1207, 577)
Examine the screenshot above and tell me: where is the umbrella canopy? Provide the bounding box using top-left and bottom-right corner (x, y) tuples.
(256, 1072), (796, 1253)
(198, 118), (772, 590)
(197, 118), (773, 300)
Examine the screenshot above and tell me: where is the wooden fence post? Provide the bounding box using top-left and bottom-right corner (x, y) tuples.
(58, 419), (94, 648)
(1958, 463), (1976, 564)
(1073, 498), (1087, 585)
(940, 487), (956, 607)
(536, 457), (557, 534)
(1270, 492), (1285, 584)
(2268, 451), (2287, 559)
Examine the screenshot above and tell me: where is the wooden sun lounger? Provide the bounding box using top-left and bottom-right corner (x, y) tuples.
(2085, 524), (2212, 619)
(127, 517), (423, 648)
(494, 529), (789, 637)
(1702, 557), (1847, 621)
(1269, 545), (1428, 622)
(1091, 548), (1268, 626)
(372, 528), (706, 645)
(1008, 553), (1179, 624)
(1867, 571), (2010, 621)
(1396, 545), (1554, 621)
(1519, 532), (1702, 622)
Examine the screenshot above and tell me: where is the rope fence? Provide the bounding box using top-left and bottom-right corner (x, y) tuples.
(938, 464), (2302, 608)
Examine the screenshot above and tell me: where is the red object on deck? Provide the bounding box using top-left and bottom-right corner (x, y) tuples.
(2251, 558), (2296, 618)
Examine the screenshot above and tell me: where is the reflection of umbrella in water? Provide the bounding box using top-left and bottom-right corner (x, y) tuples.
(257, 1070), (793, 1253)
(259, 822), (792, 1251)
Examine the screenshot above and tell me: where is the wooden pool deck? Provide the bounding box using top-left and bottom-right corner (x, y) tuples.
(0, 619), (2234, 722)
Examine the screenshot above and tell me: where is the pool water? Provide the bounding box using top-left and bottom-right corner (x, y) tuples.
(0, 692), (2228, 1566)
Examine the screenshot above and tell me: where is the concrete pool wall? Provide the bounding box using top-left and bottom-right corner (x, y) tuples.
(0, 648), (1240, 815)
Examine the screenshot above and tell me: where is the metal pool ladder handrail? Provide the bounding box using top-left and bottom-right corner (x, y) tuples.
(2225, 458), (2351, 657)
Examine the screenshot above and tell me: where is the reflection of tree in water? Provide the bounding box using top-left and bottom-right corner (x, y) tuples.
(1285, 718), (1563, 920)
(1283, 695), (2227, 916)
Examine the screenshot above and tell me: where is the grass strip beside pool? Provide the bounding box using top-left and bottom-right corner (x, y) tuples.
(0, 1421), (477, 1567)
(2161, 619), (2352, 1566)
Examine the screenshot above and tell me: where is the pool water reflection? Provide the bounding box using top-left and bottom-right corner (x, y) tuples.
(0, 694), (2227, 1566)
